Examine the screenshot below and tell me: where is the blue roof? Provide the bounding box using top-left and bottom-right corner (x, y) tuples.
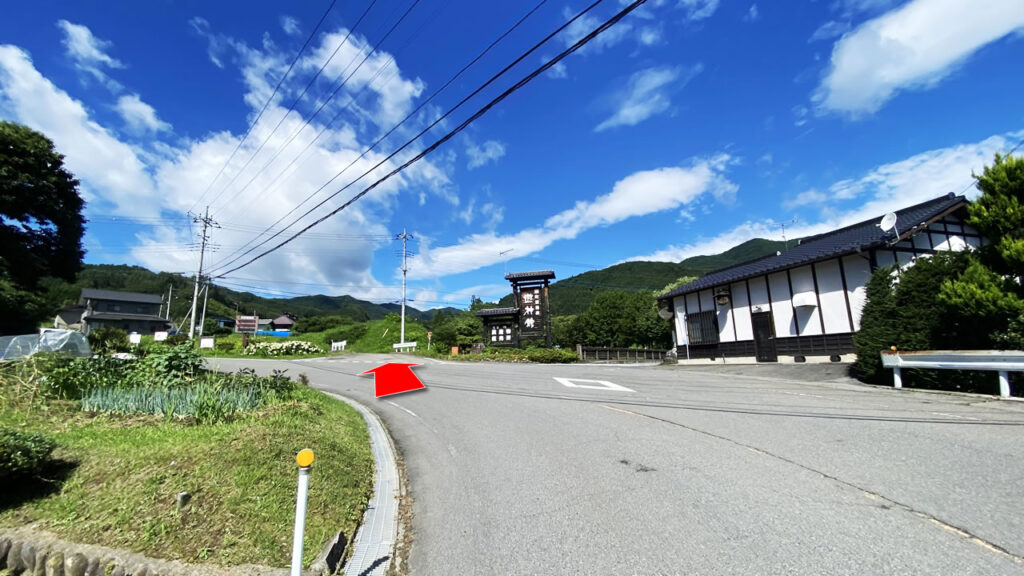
(658, 193), (967, 301)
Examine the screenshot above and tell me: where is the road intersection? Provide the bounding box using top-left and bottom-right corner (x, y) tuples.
(212, 355), (1024, 575)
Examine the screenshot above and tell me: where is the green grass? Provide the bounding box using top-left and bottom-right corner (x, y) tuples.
(0, 386), (374, 568)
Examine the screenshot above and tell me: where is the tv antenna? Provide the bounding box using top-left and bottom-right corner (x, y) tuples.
(878, 212), (899, 244)
(779, 217), (798, 251)
(500, 248), (514, 276)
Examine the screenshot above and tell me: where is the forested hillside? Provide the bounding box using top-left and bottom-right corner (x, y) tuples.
(39, 264), (455, 327)
(499, 238), (788, 315)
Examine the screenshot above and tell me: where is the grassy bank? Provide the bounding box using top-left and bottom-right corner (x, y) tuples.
(0, 354), (373, 568)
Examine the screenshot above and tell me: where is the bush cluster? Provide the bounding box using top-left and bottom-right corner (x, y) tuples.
(473, 347), (579, 363)
(0, 428), (56, 480)
(5, 344), (296, 423)
(241, 340), (324, 357)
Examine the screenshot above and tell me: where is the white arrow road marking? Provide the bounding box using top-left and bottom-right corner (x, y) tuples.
(554, 377), (635, 392)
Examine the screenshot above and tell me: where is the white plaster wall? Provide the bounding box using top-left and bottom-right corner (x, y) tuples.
(842, 254), (872, 331)
(877, 251), (896, 268)
(699, 290), (714, 311)
(731, 281), (753, 341)
(789, 265), (823, 336)
(718, 297), (736, 343)
(814, 259), (851, 334)
(673, 295), (688, 345)
(748, 276), (770, 311)
(767, 272), (795, 337)
(685, 293), (700, 315)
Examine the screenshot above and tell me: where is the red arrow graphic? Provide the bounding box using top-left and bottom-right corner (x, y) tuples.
(360, 363), (425, 398)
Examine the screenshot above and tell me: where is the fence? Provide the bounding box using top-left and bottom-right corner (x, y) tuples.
(577, 345), (669, 363)
(880, 350), (1024, 398)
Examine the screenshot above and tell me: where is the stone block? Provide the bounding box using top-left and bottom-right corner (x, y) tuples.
(20, 542), (35, 573)
(8, 541), (25, 574)
(65, 553), (88, 576)
(45, 551), (64, 576)
(0, 537), (11, 569)
(33, 548), (49, 576)
(83, 557), (100, 576)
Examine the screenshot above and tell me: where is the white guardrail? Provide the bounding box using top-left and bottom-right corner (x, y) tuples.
(879, 350), (1024, 398)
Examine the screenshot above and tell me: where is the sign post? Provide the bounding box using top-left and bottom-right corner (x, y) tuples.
(290, 449), (315, 576)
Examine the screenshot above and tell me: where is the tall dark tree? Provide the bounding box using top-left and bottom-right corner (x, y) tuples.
(0, 121), (85, 334)
(941, 154), (1024, 347)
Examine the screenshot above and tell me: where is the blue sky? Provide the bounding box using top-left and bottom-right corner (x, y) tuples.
(1, 0), (1023, 308)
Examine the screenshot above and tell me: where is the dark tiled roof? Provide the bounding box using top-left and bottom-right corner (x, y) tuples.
(658, 193), (967, 301)
(475, 307), (519, 317)
(55, 306), (85, 325)
(505, 270), (555, 281)
(81, 288), (163, 304)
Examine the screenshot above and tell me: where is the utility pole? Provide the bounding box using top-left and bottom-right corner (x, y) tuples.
(199, 282), (210, 337)
(396, 228), (413, 344)
(188, 206), (218, 340)
(165, 284), (172, 321)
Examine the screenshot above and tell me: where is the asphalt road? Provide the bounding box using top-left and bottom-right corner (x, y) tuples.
(212, 355), (1024, 576)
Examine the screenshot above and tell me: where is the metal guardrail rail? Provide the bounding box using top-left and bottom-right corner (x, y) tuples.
(879, 350), (1024, 398)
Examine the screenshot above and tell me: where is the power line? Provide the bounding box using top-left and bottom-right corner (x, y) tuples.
(205, 0), (407, 213)
(188, 0), (340, 213)
(956, 137), (1024, 196)
(213, 0), (627, 278)
(209, 0), (452, 225)
(206, 0), (547, 273)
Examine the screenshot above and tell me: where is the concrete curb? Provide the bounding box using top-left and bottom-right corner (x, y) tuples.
(325, 393), (400, 576)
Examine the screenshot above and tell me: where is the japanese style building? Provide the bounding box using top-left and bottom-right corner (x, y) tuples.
(657, 193), (979, 363)
(476, 270), (555, 348)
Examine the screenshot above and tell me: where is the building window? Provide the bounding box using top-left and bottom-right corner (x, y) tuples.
(686, 311), (719, 345)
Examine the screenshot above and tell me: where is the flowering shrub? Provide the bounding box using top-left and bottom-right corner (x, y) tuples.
(241, 341), (324, 357)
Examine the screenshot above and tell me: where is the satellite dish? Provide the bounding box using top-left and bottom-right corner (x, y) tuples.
(657, 306), (674, 320)
(879, 212), (897, 232)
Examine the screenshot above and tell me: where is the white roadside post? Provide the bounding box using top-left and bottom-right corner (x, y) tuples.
(291, 449), (315, 576)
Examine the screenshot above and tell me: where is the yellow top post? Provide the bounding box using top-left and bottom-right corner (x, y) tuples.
(296, 449), (315, 468)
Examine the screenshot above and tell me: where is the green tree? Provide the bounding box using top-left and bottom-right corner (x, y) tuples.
(854, 252), (989, 390)
(941, 153), (1024, 348)
(0, 122), (85, 334)
(430, 310), (482, 351)
(570, 291), (671, 348)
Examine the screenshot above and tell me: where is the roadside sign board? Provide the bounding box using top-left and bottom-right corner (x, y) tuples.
(236, 315), (259, 334)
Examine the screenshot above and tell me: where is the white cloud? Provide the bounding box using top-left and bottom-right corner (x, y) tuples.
(410, 157), (736, 279)
(116, 93), (171, 134)
(792, 104), (809, 126)
(0, 45), (157, 215)
(465, 139), (506, 169)
(832, 0), (898, 18)
(56, 20), (124, 91)
(280, 16), (301, 37)
(189, 17), (228, 69)
(595, 64), (702, 132)
(634, 130), (1023, 261)
(679, 0), (721, 21)
(744, 4), (760, 22)
(638, 25), (663, 45)
(561, 7), (633, 53)
(0, 23), (457, 300)
(546, 59), (568, 79)
(300, 27), (425, 129)
(808, 20), (851, 42)
(814, 0), (1024, 115)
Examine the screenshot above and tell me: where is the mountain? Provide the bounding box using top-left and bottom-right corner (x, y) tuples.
(39, 264), (449, 327)
(498, 238), (789, 316)
(42, 237), (787, 327)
